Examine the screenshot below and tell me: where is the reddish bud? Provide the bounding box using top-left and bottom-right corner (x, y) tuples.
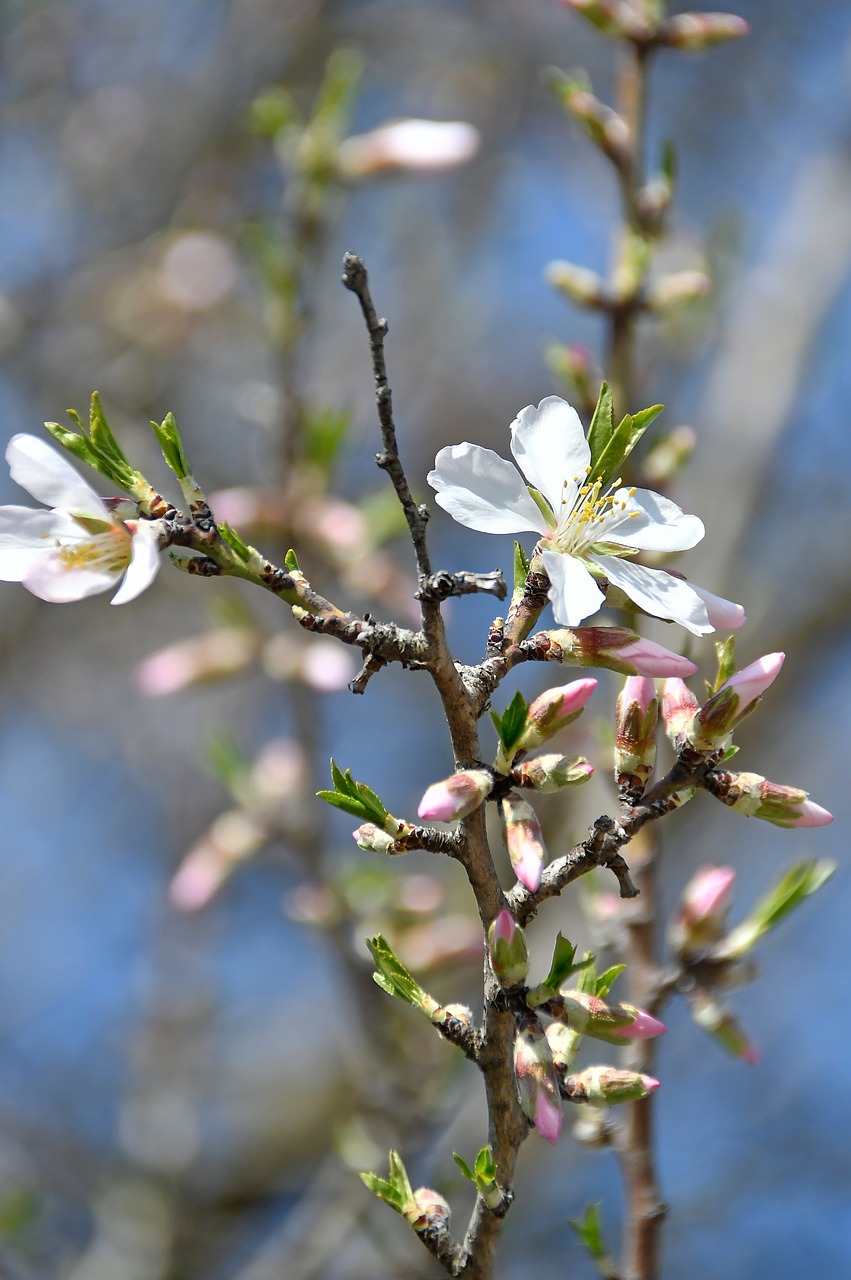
(417, 769), (493, 822)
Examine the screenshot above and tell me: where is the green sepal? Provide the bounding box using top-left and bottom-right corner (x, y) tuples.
(490, 691), (530, 755)
(284, 548), (300, 572)
(586, 381), (615, 472)
(317, 759), (389, 823)
(217, 522), (252, 563)
(360, 1149), (414, 1216)
(719, 860), (835, 958)
(527, 486), (557, 530)
(150, 411), (191, 481)
(711, 635), (737, 693)
(593, 403), (664, 488)
(513, 541), (531, 596)
(366, 934), (427, 1008)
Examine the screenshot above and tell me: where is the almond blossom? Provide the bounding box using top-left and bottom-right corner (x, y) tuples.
(428, 396), (744, 636)
(0, 434), (160, 604)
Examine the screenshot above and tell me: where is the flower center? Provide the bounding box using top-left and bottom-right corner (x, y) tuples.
(552, 468), (638, 555)
(57, 523), (131, 576)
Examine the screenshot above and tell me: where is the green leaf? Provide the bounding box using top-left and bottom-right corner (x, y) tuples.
(474, 1145), (497, 1181)
(513, 541), (530, 596)
(44, 422), (95, 467)
(366, 935), (427, 1008)
(721, 860), (835, 957)
(318, 760), (388, 824)
(89, 393), (130, 468)
(360, 1151), (414, 1216)
(593, 404), (663, 487)
(586, 382), (615, 472)
(217, 522), (252, 563)
(569, 1202), (606, 1260)
(595, 964), (626, 999)
(150, 411), (191, 480)
(453, 1153), (476, 1183)
(284, 548), (300, 572)
(492, 691), (530, 754)
(541, 933), (593, 990)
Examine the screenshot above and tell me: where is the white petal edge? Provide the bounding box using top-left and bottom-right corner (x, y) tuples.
(687, 581), (746, 629)
(509, 397), (590, 514)
(428, 442), (549, 535)
(22, 556), (119, 602)
(111, 522), (161, 605)
(6, 435), (108, 517)
(541, 548), (606, 627)
(594, 554), (712, 635)
(598, 488), (705, 552)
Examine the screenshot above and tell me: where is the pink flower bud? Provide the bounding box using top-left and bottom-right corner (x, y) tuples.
(670, 864), (737, 956)
(514, 1023), (563, 1144)
(501, 792), (547, 892)
(489, 910), (530, 987)
(417, 768), (493, 822)
(517, 677), (597, 751)
(691, 652), (785, 749)
(557, 990), (666, 1045)
(549, 627), (698, 678)
(661, 678), (699, 744)
(406, 1188), (452, 1234)
(512, 754), (594, 792)
(713, 771), (833, 829)
(563, 1065), (660, 1107)
(615, 676), (658, 790)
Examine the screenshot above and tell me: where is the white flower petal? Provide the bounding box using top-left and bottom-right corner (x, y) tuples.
(598, 488), (704, 552)
(510, 397), (590, 513)
(0, 506), (77, 579)
(428, 442), (548, 534)
(111, 522), (160, 605)
(22, 556), (120, 602)
(595, 554), (713, 635)
(687, 581), (746, 629)
(6, 435), (107, 517)
(541, 548), (606, 626)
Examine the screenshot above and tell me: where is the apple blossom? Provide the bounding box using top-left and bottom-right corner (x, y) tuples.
(0, 434), (160, 605)
(428, 396), (745, 635)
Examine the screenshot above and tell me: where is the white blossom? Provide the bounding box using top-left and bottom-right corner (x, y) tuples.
(0, 434), (160, 604)
(428, 396), (744, 635)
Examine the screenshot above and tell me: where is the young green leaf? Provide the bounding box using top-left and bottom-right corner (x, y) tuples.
(217, 522), (252, 563)
(150, 411), (191, 481)
(593, 404), (663, 487)
(712, 635), (737, 693)
(491, 692), (530, 755)
(513, 541), (531, 596)
(284, 548), (300, 572)
(586, 382), (615, 472)
(595, 964), (626, 1000)
(569, 1202), (606, 1259)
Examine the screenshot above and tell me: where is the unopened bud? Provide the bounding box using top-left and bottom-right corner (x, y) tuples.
(405, 1187), (452, 1234)
(548, 627), (698, 677)
(689, 652), (784, 750)
(661, 677), (699, 745)
(563, 1065), (660, 1107)
(689, 989), (759, 1063)
(547, 70), (630, 161)
(515, 678), (597, 753)
(337, 119), (479, 179)
(418, 769), (493, 822)
(488, 910), (530, 988)
(352, 821), (413, 854)
(545, 260), (609, 309)
(512, 753), (594, 792)
(556, 990), (666, 1044)
(661, 12), (749, 52)
(501, 792), (547, 892)
(645, 269), (711, 312)
(560, 0), (652, 40)
(514, 1022), (563, 1144)
(641, 425), (697, 486)
(710, 771), (833, 829)
(615, 676), (658, 793)
(669, 864), (736, 956)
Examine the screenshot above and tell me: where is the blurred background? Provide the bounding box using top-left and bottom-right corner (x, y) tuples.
(0, 0), (849, 1277)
